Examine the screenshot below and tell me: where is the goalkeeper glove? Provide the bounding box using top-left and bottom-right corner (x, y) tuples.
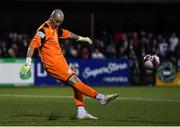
(78, 36), (93, 45)
(19, 57), (31, 76)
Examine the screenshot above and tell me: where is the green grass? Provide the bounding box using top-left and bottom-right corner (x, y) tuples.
(0, 86), (180, 125)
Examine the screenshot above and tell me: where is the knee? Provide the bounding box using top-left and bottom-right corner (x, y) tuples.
(67, 74), (81, 86)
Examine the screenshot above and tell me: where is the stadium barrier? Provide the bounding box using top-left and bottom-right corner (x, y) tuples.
(35, 58), (129, 86)
(1, 58), (180, 87)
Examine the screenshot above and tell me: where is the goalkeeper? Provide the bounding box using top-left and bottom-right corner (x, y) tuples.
(20, 9), (119, 120)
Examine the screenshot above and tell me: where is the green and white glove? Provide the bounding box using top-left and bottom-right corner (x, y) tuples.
(19, 57), (32, 76)
(78, 36), (93, 45)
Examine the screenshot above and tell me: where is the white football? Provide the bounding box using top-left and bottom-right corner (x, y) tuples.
(143, 54), (160, 69)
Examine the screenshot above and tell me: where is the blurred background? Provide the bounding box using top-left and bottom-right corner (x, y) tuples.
(0, 0), (180, 87)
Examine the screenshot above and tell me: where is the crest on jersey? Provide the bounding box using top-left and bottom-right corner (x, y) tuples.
(67, 69), (72, 75)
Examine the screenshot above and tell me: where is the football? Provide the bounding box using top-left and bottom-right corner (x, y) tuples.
(143, 54), (160, 69)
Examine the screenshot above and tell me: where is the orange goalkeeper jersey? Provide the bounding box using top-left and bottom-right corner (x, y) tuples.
(29, 20), (75, 81)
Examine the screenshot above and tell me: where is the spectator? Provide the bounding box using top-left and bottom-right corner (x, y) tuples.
(92, 48), (105, 59)
(69, 47), (78, 58)
(175, 41), (180, 71)
(159, 37), (168, 57)
(169, 32), (179, 52)
(80, 47), (90, 59)
(168, 32), (179, 62)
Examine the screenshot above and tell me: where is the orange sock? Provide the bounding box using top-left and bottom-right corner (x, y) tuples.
(73, 81), (98, 98)
(73, 88), (84, 106)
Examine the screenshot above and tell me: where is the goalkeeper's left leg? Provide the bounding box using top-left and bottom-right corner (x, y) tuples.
(73, 88), (98, 119)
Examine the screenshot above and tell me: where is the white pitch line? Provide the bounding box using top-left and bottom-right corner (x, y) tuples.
(1, 94), (180, 103)
(117, 97), (180, 103)
(1, 94), (72, 98)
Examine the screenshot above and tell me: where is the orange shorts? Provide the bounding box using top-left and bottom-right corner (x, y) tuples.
(45, 57), (75, 82)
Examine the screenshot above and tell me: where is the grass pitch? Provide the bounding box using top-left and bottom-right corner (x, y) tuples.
(0, 86), (180, 126)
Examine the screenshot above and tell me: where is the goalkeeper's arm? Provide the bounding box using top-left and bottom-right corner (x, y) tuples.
(26, 47), (35, 65)
(70, 32), (93, 45)
(19, 47), (35, 75)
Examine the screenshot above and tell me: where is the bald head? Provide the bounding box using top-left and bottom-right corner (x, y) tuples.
(49, 9), (64, 28)
(50, 9), (64, 19)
